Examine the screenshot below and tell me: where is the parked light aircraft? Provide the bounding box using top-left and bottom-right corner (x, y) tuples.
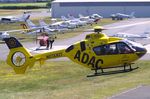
(90, 14), (103, 20)
(54, 18), (78, 29)
(38, 20), (65, 32)
(110, 12), (135, 20)
(21, 19), (56, 35)
(78, 14), (95, 24)
(58, 21), (77, 29)
(4, 26), (147, 76)
(39, 20), (70, 32)
(0, 14), (30, 23)
(79, 14), (103, 24)
(112, 32), (149, 41)
(0, 32), (9, 40)
(0, 28), (30, 40)
(69, 14), (103, 25)
(61, 15), (87, 27)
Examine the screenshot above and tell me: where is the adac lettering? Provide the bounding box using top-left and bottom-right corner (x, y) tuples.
(74, 50), (103, 68)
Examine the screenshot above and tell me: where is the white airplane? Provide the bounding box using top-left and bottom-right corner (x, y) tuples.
(59, 21), (77, 29)
(78, 14), (103, 24)
(110, 12), (135, 20)
(39, 20), (69, 32)
(112, 32), (149, 41)
(0, 32), (9, 40)
(51, 18), (57, 23)
(21, 19), (56, 35)
(0, 13), (30, 23)
(78, 14), (95, 24)
(0, 28), (31, 40)
(61, 15), (87, 27)
(90, 14), (103, 19)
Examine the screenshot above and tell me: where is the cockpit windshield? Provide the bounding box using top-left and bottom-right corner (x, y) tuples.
(123, 40), (142, 47)
(121, 39), (145, 52)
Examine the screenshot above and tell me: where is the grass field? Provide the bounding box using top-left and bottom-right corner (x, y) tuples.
(0, 60), (150, 99)
(0, 3), (47, 7)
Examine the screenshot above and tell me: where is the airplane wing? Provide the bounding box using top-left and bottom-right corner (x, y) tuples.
(5, 28), (31, 33)
(44, 27), (57, 32)
(0, 28), (33, 40)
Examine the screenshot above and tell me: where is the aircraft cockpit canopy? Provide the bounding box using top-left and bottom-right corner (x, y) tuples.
(93, 41), (134, 56)
(122, 40), (146, 53)
(93, 39), (147, 56)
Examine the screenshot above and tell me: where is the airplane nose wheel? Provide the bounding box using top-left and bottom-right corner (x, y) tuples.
(12, 52), (26, 67)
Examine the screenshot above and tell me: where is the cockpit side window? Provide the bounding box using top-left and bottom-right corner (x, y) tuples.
(117, 43), (133, 54)
(93, 43), (118, 55)
(93, 45), (105, 55)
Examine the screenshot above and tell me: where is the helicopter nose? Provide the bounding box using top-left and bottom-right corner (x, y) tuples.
(135, 47), (147, 58)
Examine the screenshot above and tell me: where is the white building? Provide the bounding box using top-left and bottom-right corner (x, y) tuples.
(51, 0), (150, 18)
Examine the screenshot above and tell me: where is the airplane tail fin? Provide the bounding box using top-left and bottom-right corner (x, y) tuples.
(39, 20), (48, 27)
(20, 23), (30, 33)
(68, 14), (75, 20)
(143, 32), (149, 38)
(61, 16), (68, 21)
(21, 14), (30, 22)
(130, 12), (135, 18)
(26, 19), (37, 28)
(79, 14), (84, 18)
(4, 37), (35, 74)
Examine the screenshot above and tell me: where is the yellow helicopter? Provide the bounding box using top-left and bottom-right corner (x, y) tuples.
(4, 26), (147, 75)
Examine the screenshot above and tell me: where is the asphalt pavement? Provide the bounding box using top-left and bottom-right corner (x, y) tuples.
(109, 85), (150, 99)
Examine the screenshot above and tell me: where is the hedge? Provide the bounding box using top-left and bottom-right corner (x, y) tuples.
(0, 6), (48, 9)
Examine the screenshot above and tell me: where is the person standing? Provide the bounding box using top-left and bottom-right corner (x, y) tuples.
(48, 36), (55, 49)
(46, 37), (50, 50)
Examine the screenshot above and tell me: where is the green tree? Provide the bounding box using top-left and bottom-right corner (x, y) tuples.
(46, 0), (54, 8)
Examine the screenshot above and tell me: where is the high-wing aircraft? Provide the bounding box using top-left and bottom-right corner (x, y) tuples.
(110, 12), (135, 20)
(112, 32), (149, 41)
(4, 26), (147, 76)
(21, 19), (56, 35)
(0, 13), (30, 23)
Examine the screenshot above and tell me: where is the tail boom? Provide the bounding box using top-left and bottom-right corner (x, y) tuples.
(4, 37), (66, 74)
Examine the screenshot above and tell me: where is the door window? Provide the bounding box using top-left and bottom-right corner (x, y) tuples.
(93, 43), (118, 55)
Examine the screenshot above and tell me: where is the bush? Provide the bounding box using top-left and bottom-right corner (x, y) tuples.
(0, 6), (47, 9)
(46, 2), (51, 7)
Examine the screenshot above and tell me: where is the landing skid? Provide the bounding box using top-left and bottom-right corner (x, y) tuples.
(87, 64), (138, 77)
